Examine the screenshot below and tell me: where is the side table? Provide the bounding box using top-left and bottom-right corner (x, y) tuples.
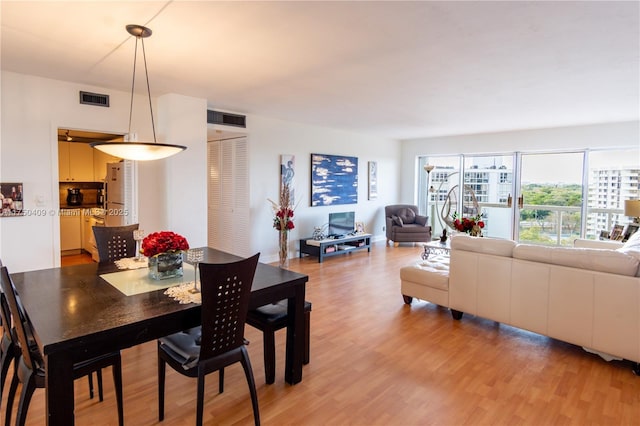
(299, 234), (371, 263)
(422, 240), (451, 260)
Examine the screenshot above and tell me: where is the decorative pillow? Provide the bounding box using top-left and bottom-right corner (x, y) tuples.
(623, 228), (640, 246)
(617, 230), (640, 276)
(397, 208), (416, 224)
(414, 215), (428, 226)
(392, 215), (404, 227)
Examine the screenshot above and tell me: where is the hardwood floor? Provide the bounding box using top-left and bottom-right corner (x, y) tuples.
(3, 242), (639, 425)
(61, 252), (94, 267)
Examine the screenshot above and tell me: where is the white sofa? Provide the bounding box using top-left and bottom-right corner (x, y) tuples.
(401, 233), (640, 365)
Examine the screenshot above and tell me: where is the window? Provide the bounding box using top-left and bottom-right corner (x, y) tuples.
(418, 148), (639, 244)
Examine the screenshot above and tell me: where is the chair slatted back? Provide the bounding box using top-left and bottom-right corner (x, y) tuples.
(0, 286), (12, 343)
(198, 253), (260, 360)
(0, 258), (5, 337)
(0, 267), (41, 371)
(93, 224), (139, 262)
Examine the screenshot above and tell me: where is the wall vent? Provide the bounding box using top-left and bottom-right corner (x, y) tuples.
(207, 110), (246, 128)
(79, 91), (110, 107)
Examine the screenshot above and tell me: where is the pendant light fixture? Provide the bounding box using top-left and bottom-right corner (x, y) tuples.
(91, 24), (186, 161)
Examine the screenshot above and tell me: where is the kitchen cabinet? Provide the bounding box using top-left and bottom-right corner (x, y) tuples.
(58, 142), (94, 182)
(60, 209), (82, 252)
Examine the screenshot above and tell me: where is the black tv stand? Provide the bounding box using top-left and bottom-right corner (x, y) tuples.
(299, 234), (371, 263)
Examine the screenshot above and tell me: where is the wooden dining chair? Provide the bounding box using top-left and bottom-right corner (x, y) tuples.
(1, 275), (19, 415)
(246, 299), (312, 384)
(0, 267), (125, 426)
(92, 223), (139, 262)
(1, 270), (103, 414)
(157, 253), (261, 426)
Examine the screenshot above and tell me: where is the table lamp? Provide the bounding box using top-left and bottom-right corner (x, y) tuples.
(624, 199), (640, 223)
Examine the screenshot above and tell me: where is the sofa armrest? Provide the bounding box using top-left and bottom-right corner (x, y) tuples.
(451, 234), (516, 256)
(385, 216), (394, 239)
(573, 238), (624, 249)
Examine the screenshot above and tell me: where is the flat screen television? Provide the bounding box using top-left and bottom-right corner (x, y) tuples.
(328, 211), (355, 237)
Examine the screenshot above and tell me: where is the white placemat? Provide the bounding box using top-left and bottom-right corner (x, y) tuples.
(101, 263), (196, 296)
(114, 257), (149, 270)
(164, 283), (202, 304)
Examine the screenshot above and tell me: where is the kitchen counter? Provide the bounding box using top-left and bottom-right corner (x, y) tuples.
(60, 204), (103, 210)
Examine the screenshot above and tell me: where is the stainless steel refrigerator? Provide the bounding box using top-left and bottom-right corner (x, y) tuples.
(104, 162), (131, 226)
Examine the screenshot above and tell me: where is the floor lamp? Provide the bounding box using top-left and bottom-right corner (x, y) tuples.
(423, 164), (435, 229)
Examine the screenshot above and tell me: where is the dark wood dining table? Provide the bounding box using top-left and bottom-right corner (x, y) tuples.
(9, 248), (308, 426)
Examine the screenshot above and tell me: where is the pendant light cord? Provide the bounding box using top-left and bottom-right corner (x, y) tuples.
(127, 35), (158, 144)
(127, 38), (137, 139)
(141, 37), (158, 144)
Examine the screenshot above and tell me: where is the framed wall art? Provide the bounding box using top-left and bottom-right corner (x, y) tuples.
(310, 153), (358, 206)
(281, 154), (295, 204)
(0, 182), (24, 217)
(368, 161), (378, 200)
(598, 230), (610, 240)
(609, 223), (624, 241)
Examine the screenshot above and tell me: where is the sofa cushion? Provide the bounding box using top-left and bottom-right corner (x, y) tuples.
(513, 244), (639, 277)
(395, 223), (432, 234)
(573, 238), (624, 249)
(392, 215), (403, 227)
(397, 208), (416, 225)
(450, 234), (516, 257)
(400, 257), (450, 291)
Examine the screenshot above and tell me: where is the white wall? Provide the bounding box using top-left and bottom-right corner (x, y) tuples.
(3, 71), (636, 272)
(0, 71), (402, 271)
(400, 121), (640, 203)
(158, 93), (208, 248)
(0, 71), (152, 271)
(242, 114), (399, 264)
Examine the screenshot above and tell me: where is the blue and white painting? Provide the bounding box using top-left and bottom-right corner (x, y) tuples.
(281, 154), (295, 204)
(311, 153), (358, 206)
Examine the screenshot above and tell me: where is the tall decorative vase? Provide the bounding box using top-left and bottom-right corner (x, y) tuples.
(148, 251), (184, 280)
(279, 231), (289, 268)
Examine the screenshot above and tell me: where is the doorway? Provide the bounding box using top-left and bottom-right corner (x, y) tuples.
(57, 128), (125, 262)
(207, 135), (250, 256)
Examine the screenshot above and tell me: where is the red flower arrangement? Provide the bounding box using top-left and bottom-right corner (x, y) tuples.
(269, 184), (295, 232)
(452, 212), (485, 235)
(274, 207), (295, 231)
(141, 231), (190, 257)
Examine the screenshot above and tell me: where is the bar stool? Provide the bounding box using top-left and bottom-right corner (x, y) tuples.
(246, 299), (311, 384)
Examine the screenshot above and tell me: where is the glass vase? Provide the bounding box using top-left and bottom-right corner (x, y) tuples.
(148, 251), (184, 280)
(279, 231), (289, 268)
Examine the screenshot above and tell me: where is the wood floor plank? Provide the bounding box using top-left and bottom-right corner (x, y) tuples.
(3, 241), (639, 425)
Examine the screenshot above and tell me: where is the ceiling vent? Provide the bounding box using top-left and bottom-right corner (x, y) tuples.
(207, 110), (246, 128)
(79, 91), (110, 107)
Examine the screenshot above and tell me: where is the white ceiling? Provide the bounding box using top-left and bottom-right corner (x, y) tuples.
(1, 1), (638, 140)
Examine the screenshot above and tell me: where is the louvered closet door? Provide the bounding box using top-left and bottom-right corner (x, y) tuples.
(123, 160), (138, 224)
(207, 137), (250, 256)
